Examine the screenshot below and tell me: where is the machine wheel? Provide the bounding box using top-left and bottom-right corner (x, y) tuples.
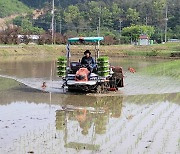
(96, 83), (106, 93)
(68, 88), (76, 92)
(96, 85), (102, 93)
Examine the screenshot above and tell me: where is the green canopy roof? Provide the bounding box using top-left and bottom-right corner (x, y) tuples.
(68, 37), (104, 43)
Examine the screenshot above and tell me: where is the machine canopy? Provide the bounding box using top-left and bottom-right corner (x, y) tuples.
(68, 37), (104, 43)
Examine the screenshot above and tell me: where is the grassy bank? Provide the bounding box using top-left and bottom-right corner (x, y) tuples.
(0, 42), (179, 58)
(0, 77), (20, 91)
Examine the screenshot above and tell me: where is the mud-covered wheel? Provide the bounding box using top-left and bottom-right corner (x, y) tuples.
(96, 84), (105, 93)
(96, 85), (102, 93)
(67, 86), (77, 92)
(68, 88), (76, 92)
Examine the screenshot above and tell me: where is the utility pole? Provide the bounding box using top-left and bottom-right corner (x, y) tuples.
(165, 3), (168, 43)
(119, 20), (122, 44)
(60, 19), (62, 34)
(51, 0), (55, 44)
(98, 5), (101, 37)
(145, 16), (148, 26)
(161, 29), (163, 43)
(54, 19), (56, 44)
(98, 17), (101, 37)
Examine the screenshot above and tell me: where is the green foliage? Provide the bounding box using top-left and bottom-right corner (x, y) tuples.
(13, 16), (44, 34)
(0, 0), (29, 17)
(19, 0), (47, 8)
(122, 25), (155, 42)
(146, 50), (158, 57)
(0, 0), (179, 43)
(126, 8), (140, 25)
(172, 25), (180, 39)
(64, 5), (82, 27)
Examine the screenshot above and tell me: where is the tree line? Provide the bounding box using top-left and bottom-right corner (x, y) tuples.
(1, 0), (180, 44)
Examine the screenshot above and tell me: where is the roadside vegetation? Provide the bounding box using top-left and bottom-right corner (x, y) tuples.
(0, 42), (179, 59)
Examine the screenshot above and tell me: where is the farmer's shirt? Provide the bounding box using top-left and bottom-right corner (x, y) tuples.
(81, 56), (95, 68)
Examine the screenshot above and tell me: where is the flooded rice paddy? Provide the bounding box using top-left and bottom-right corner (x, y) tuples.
(0, 56), (180, 154)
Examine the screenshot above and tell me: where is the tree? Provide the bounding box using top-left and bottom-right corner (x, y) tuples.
(1, 0), (180, 43)
(101, 7), (113, 28)
(0, 27), (21, 44)
(87, 1), (102, 28)
(126, 8), (140, 25)
(13, 16), (44, 34)
(111, 3), (123, 29)
(172, 25), (180, 39)
(64, 5), (82, 33)
(122, 25), (155, 42)
(64, 6), (81, 26)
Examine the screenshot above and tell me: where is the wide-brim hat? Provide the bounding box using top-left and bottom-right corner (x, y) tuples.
(84, 50), (91, 55)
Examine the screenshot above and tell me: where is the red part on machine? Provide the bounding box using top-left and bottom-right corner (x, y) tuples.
(75, 68), (90, 81)
(108, 88), (118, 91)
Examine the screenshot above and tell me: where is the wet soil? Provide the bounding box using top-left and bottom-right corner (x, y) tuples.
(0, 56), (180, 154)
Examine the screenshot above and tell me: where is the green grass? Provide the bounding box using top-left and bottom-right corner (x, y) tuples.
(0, 77), (19, 91)
(0, 43), (179, 58)
(0, 0), (29, 17)
(124, 93), (180, 105)
(121, 43), (180, 58)
(141, 60), (180, 80)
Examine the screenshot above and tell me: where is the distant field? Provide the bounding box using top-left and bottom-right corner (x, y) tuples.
(0, 43), (179, 58)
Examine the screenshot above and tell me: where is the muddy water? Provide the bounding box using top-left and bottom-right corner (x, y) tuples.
(0, 56), (180, 154)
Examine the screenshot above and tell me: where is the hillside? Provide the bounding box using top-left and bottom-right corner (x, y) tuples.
(0, 15), (18, 31)
(0, 0), (179, 44)
(0, 0), (29, 18)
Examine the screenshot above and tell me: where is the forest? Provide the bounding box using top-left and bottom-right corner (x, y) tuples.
(0, 0), (180, 44)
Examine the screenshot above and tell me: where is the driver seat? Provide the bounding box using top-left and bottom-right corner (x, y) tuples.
(70, 62), (81, 74)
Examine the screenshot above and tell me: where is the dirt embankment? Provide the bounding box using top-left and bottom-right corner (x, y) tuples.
(0, 15), (18, 31)
(0, 43), (179, 59)
(0, 45), (65, 56)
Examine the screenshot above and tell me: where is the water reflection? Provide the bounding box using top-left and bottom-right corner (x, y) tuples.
(55, 97), (123, 151)
(56, 96), (123, 134)
(0, 56), (58, 79)
(0, 89), (180, 153)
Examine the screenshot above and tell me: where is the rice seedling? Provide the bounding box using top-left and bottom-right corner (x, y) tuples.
(141, 60), (180, 80)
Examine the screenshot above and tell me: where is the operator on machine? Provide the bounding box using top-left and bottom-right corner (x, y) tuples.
(81, 50), (96, 73)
